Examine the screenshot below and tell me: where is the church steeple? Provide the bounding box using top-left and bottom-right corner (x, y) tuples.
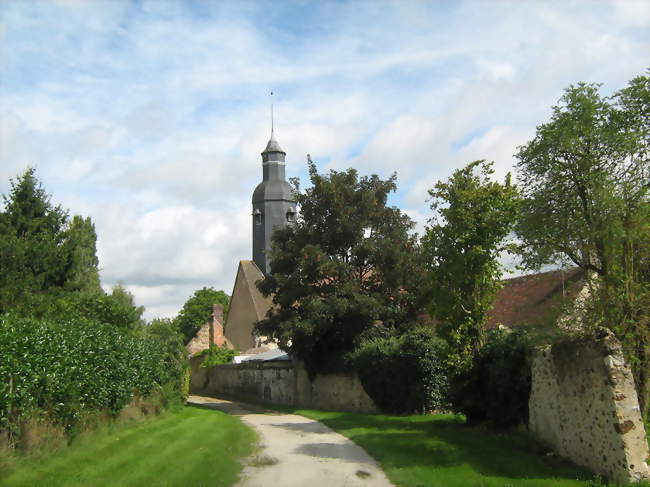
(252, 128), (295, 275)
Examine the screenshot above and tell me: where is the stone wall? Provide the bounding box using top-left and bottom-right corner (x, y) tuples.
(529, 329), (649, 484)
(190, 358), (378, 413)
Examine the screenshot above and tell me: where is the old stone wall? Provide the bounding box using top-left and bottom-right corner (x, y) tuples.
(189, 358), (378, 413)
(529, 329), (649, 484)
(294, 362), (379, 413)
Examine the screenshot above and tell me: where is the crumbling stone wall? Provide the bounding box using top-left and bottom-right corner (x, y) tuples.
(529, 329), (649, 483)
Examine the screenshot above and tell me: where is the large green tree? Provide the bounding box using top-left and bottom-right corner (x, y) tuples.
(422, 160), (520, 368)
(515, 73), (650, 417)
(255, 160), (426, 376)
(176, 287), (229, 343)
(0, 168), (101, 312)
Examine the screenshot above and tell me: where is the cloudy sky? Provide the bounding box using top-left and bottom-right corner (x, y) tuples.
(1, 0), (648, 320)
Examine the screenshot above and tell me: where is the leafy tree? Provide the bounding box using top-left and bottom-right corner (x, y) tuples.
(61, 215), (101, 293)
(0, 168), (102, 311)
(0, 168), (68, 310)
(422, 160), (520, 368)
(255, 160), (426, 376)
(515, 74), (650, 418)
(176, 287), (229, 344)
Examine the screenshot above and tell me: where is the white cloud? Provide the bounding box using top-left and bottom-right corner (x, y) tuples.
(1, 0), (648, 319)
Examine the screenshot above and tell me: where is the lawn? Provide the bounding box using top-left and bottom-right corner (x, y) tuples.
(1, 405), (256, 487)
(292, 409), (595, 487)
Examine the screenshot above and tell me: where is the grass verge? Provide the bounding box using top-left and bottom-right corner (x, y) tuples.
(0, 404), (255, 487)
(290, 409), (594, 487)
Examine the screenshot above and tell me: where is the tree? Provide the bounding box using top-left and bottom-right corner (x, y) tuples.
(0, 169), (103, 312)
(515, 74), (650, 418)
(0, 168), (104, 313)
(176, 287), (229, 343)
(422, 160), (520, 368)
(255, 160), (426, 376)
(61, 215), (101, 293)
(0, 168), (69, 310)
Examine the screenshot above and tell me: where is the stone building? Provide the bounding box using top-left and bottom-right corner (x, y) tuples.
(186, 304), (230, 356)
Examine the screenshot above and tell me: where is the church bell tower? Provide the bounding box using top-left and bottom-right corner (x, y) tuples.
(252, 131), (296, 274)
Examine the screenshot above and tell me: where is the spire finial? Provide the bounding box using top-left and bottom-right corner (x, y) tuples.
(270, 90), (274, 136)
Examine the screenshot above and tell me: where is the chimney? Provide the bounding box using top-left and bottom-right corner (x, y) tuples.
(213, 304), (224, 324)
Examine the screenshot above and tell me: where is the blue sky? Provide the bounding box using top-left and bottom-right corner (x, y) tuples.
(1, 0), (649, 319)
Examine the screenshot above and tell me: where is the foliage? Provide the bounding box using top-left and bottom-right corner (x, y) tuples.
(515, 73), (650, 418)
(351, 327), (449, 414)
(176, 287), (229, 344)
(56, 287), (144, 331)
(197, 344), (238, 368)
(296, 409), (593, 487)
(423, 160), (520, 368)
(0, 314), (184, 446)
(0, 169), (101, 312)
(1, 406), (256, 487)
(449, 329), (532, 428)
(60, 215), (101, 293)
(256, 160), (426, 377)
(144, 317), (188, 399)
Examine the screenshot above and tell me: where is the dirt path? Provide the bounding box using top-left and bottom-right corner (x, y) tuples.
(187, 395), (393, 487)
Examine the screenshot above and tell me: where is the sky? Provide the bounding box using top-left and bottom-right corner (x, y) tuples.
(1, 0), (648, 320)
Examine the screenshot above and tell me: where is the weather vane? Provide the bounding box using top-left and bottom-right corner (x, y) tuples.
(270, 90), (274, 136)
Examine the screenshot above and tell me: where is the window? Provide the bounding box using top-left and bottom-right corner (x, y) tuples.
(253, 208), (262, 225)
(286, 208), (296, 222)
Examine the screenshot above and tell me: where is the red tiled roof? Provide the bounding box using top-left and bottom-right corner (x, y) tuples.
(486, 268), (584, 329)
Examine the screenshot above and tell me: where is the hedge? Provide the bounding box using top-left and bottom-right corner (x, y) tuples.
(0, 314), (183, 442)
(351, 327), (450, 414)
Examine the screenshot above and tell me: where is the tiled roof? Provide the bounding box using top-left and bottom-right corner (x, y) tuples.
(486, 268), (585, 329)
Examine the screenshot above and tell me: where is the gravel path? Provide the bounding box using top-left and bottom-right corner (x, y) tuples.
(187, 395), (393, 487)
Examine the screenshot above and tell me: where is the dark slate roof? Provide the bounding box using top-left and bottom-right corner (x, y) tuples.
(263, 135), (285, 154)
(486, 268), (585, 329)
(251, 179), (294, 203)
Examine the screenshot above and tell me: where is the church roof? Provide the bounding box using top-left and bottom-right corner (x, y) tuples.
(263, 134), (285, 154)
(239, 260), (274, 321)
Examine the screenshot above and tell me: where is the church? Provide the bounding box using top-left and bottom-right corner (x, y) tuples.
(222, 130), (296, 352)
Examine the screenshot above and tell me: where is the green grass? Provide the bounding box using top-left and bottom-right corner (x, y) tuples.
(1, 405), (256, 487)
(290, 409), (594, 487)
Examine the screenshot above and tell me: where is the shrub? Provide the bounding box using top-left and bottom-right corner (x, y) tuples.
(449, 328), (532, 428)
(0, 314), (184, 448)
(351, 327), (450, 414)
(198, 344), (237, 368)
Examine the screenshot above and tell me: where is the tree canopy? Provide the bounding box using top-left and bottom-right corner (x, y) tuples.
(0, 168), (101, 312)
(422, 160), (520, 367)
(515, 73), (650, 417)
(255, 160), (426, 376)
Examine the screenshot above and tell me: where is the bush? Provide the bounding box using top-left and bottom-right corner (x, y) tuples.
(351, 327), (449, 414)
(198, 344), (237, 368)
(0, 314), (184, 447)
(449, 328), (532, 428)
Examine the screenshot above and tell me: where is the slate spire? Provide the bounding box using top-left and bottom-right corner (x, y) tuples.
(252, 120), (296, 274)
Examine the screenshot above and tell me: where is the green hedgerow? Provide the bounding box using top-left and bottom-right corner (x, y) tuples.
(351, 327), (450, 414)
(0, 314), (184, 446)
